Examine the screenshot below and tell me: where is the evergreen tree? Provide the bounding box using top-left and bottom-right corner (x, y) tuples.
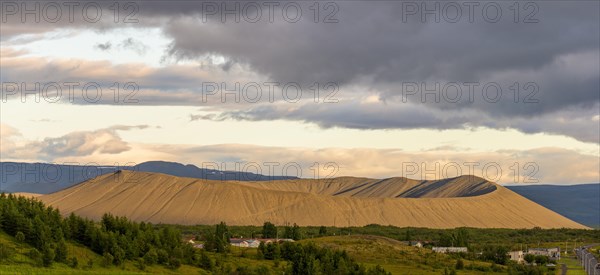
(15, 231), (25, 243)
(102, 252), (114, 267)
(318, 226), (327, 236)
(262, 222), (277, 238)
(28, 248), (43, 267)
(41, 245), (55, 267)
(54, 240), (68, 263)
(143, 249), (158, 265)
(198, 250), (213, 271)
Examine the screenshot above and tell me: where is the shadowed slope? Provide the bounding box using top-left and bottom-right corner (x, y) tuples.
(232, 176), (496, 198)
(39, 171), (587, 229)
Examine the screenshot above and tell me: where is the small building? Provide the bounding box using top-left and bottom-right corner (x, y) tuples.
(432, 247), (468, 253)
(230, 238), (295, 247)
(508, 251), (524, 263)
(230, 239), (249, 247)
(528, 247), (561, 260)
(246, 239), (261, 248)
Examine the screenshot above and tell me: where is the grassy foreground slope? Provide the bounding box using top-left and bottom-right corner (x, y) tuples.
(0, 229), (288, 274)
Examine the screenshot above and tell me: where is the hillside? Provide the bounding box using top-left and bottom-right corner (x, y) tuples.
(507, 184), (600, 228)
(38, 171), (586, 229)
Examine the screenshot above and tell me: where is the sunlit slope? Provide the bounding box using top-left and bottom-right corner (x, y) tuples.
(232, 176), (497, 198)
(39, 171), (587, 229)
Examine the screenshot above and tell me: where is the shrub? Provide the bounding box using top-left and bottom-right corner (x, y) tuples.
(28, 248), (43, 267)
(134, 258), (146, 271)
(198, 251), (213, 271)
(143, 249), (158, 265)
(102, 252), (114, 267)
(68, 257), (78, 268)
(15, 231), (25, 243)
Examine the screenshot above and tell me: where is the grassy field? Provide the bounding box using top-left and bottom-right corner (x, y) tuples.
(301, 235), (503, 274)
(1, 229), (595, 274)
(557, 256), (587, 275)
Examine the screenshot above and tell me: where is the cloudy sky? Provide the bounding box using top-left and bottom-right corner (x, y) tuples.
(1, 1), (598, 184)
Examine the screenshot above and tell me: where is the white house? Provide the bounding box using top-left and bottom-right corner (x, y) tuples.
(508, 251), (524, 263)
(246, 239), (261, 248)
(432, 247), (468, 253)
(230, 239), (249, 247)
(528, 247), (561, 260)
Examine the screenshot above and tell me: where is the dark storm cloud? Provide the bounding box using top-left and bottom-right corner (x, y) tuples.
(192, 101), (600, 144)
(1, 1), (598, 142)
(160, 1), (599, 117)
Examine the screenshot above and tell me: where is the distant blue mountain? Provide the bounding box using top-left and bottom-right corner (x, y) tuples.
(0, 161), (297, 194)
(507, 184), (600, 228)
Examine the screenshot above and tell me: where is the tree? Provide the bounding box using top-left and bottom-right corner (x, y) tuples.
(453, 228), (469, 247)
(156, 249), (169, 264)
(143, 249), (158, 265)
(134, 258), (146, 271)
(524, 254), (535, 264)
(481, 245), (509, 265)
(215, 222), (230, 242)
(284, 223), (302, 240)
(111, 245), (125, 265)
(404, 228), (411, 241)
(367, 265), (390, 275)
(28, 248), (43, 267)
(534, 255), (548, 265)
(15, 231), (25, 243)
(54, 240), (68, 263)
(262, 222), (278, 238)
(42, 245), (55, 267)
(438, 233), (453, 247)
(168, 257), (181, 269)
(206, 222), (230, 253)
(102, 252), (114, 267)
(263, 243), (281, 260)
(319, 226), (327, 236)
(257, 242), (265, 259)
(198, 251), (213, 271)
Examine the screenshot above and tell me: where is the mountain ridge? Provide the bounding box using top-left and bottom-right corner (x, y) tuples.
(38, 171), (587, 229)
(0, 161), (297, 194)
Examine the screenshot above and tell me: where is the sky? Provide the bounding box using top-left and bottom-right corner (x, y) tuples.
(0, 1), (598, 184)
